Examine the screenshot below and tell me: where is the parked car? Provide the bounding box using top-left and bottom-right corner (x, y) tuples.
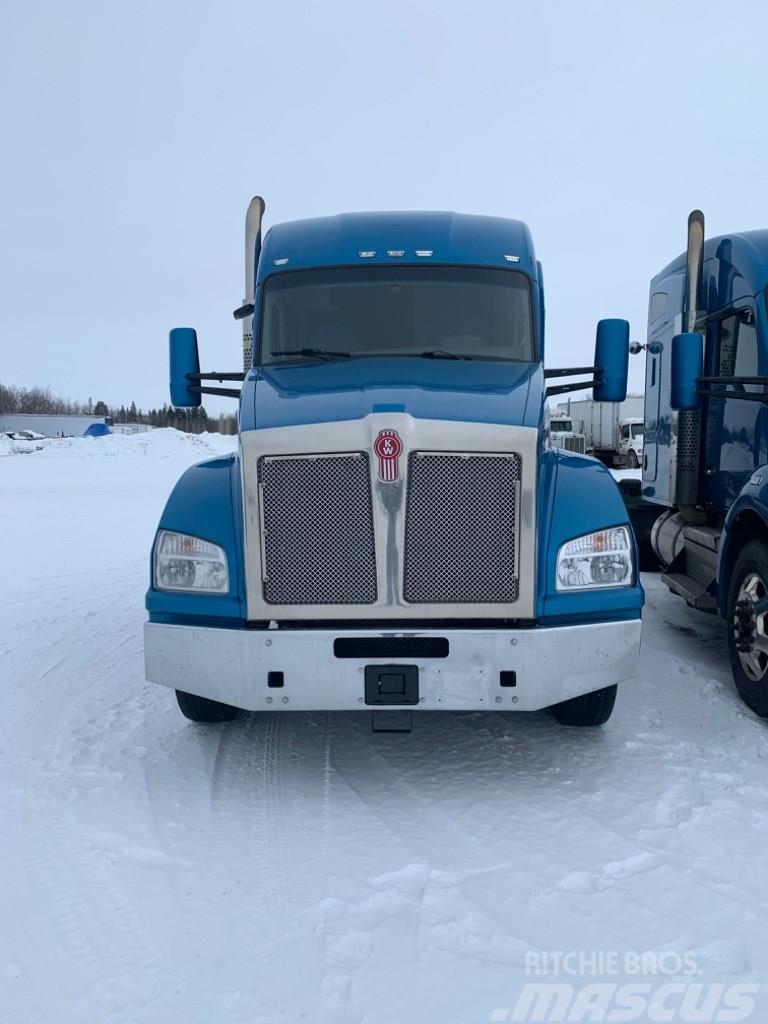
(8, 430), (46, 441)
(2, 431), (45, 451)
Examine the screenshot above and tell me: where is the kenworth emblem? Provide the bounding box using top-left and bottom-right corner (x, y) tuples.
(374, 429), (402, 481)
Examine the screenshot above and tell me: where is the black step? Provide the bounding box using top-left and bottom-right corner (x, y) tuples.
(662, 571), (717, 611)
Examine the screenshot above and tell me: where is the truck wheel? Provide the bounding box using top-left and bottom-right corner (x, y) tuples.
(627, 450), (639, 469)
(175, 689), (239, 723)
(549, 685), (617, 726)
(727, 541), (768, 718)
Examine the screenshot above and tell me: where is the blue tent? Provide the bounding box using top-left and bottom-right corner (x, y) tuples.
(84, 422), (112, 438)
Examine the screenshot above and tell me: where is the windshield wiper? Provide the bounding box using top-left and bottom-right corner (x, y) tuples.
(272, 348), (351, 362)
(419, 350), (473, 360)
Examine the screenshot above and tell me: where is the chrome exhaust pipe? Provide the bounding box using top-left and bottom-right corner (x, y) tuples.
(676, 210), (706, 517)
(241, 196), (265, 372)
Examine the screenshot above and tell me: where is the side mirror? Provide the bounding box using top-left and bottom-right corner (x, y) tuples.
(169, 328), (201, 408)
(593, 319), (629, 402)
(670, 332), (702, 410)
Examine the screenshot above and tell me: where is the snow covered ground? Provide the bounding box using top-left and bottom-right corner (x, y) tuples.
(2, 432), (767, 1023)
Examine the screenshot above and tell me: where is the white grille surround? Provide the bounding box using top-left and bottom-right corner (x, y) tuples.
(240, 415), (538, 621)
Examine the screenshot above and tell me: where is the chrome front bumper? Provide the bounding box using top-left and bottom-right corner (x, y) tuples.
(144, 619), (641, 712)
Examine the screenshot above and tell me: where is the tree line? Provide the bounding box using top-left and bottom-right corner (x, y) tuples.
(0, 383), (237, 435)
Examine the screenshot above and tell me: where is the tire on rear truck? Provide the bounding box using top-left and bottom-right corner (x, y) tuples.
(726, 540), (768, 718)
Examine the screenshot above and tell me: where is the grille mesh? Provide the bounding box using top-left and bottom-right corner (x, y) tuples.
(557, 436), (586, 454)
(259, 454), (377, 605)
(403, 452), (520, 604)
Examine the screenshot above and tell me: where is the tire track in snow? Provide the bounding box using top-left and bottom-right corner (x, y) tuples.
(320, 716), (535, 981)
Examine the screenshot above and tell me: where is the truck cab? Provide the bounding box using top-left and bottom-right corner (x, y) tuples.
(618, 418), (644, 469)
(641, 212), (768, 716)
(144, 200), (642, 729)
(547, 412), (587, 455)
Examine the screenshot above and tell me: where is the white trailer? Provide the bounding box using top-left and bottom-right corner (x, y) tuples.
(557, 396), (644, 467)
(0, 413), (112, 438)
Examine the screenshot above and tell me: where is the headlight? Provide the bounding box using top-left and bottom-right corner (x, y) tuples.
(556, 526), (633, 591)
(154, 530), (229, 594)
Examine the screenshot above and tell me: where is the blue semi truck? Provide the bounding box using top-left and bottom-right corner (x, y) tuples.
(635, 211), (768, 718)
(143, 198), (643, 728)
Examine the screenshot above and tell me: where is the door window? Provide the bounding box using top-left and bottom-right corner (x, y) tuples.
(718, 314), (759, 390)
(706, 307), (764, 508)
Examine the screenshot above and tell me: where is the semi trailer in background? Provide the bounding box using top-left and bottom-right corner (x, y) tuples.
(143, 198), (643, 731)
(633, 210), (768, 717)
(0, 413), (112, 438)
(559, 396), (644, 467)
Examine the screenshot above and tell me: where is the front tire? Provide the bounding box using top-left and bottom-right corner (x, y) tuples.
(727, 541), (768, 717)
(549, 685), (617, 726)
(175, 689), (240, 723)
(627, 450), (639, 469)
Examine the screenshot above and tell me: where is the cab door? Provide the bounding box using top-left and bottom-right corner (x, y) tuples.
(702, 302), (766, 511)
(618, 422), (631, 461)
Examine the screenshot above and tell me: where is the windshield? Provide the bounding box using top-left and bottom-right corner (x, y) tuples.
(550, 420), (572, 432)
(630, 423), (644, 439)
(259, 266), (534, 365)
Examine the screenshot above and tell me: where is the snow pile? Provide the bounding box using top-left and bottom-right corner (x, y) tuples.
(26, 427), (238, 460)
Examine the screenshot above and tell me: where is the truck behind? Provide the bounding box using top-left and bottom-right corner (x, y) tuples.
(561, 397), (644, 468)
(635, 210), (768, 717)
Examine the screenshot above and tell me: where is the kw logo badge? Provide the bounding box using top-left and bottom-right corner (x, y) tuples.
(374, 429), (402, 481)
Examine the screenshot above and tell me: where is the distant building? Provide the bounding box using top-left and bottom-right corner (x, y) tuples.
(0, 413), (113, 438)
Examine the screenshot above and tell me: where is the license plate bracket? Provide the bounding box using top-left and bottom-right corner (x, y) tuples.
(364, 664), (419, 706)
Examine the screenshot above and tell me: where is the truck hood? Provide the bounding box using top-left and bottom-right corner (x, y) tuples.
(247, 357), (542, 431)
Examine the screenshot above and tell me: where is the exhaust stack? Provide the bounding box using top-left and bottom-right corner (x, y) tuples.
(683, 210), (704, 333)
(241, 196), (265, 372)
(675, 210), (705, 514)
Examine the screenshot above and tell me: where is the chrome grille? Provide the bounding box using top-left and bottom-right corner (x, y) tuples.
(403, 452), (521, 604)
(556, 435), (586, 454)
(259, 454), (377, 605)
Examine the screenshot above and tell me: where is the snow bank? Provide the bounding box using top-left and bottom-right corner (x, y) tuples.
(22, 427), (238, 460)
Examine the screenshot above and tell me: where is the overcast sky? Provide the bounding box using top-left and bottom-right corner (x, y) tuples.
(2, 0), (767, 415)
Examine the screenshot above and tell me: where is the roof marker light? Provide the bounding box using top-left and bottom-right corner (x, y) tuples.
(504, 255), (520, 263)
(358, 250), (376, 258)
(387, 250), (405, 257)
(415, 250), (433, 257)
(273, 257), (289, 266)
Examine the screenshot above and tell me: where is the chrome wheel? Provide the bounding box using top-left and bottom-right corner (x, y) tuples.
(733, 573), (768, 682)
